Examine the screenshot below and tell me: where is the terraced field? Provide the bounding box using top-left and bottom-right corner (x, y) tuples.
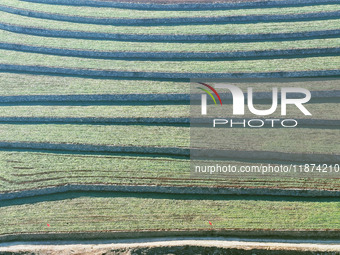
(0, 0), (339, 248)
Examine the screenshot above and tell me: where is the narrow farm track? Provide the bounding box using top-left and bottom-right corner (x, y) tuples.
(0, 0), (339, 245)
(2, 238), (340, 254)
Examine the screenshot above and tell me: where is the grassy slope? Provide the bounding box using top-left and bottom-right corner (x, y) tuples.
(0, 124), (189, 147)
(1, 50), (340, 73)
(0, 73), (338, 96)
(0, 105), (190, 118)
(0, 104), (338, 119)
(2, 12), (340, 35)
(1, 197), (339, 235)
(1, 151), (339, 193)
(2, 30), (340, 53)
(3, 0), (339, 18)
(194, 128), (339, 153)
(0, 0), (339, 238)
(0, 124), (337, 154)
(0, 73), (189, 95)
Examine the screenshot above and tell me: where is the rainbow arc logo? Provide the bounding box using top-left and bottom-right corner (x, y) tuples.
(197, 82), (223, 106)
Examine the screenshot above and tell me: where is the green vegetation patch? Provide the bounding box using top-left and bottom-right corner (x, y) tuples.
(0, 73), (189, 95)
(0, 124), (190, 148)
(2, 30), (340, 53)
(0, 105), (189, 118)
(0, 124), (337, 154)
(1, 50), (339, 73)
(1, 196), (339, 235)
(2, 12), (340, 35)
(0, 151), (339, 193)
(194, 128), (340, 154)
(0, 73), (338, 96)
(0, 103), (337, 120)
(3, 0), (339, 19)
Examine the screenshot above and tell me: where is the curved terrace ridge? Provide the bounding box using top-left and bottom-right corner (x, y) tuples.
(0, 90), (337, 102)
(0, 141), (338, 163)
(1, 5), (339, 25)
(1, 42), (340, 60)
(1, 23), (340, 42)
(1, 64), (340, 79)
(18, 0), (340, 11)
(1, 184), (340, 203)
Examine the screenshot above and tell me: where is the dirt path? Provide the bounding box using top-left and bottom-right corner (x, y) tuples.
(1, 237), (340, 254)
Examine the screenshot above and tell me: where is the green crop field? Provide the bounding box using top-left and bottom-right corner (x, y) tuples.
(0, 105), (190, 118)
(0, 124), (338, 154)
(3, 0), (340, 18)
(3, 11), (340, 35)
(0, 73), (189, 95)
(1, 197), (340, 234)
(0, 103), (337, 119)
(1, 151), (340, 193)
(0, 0), (339, 246)
(1, 50), (339, 73)
(2, 30), (340, 53)
(0, 124), (190, 147)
